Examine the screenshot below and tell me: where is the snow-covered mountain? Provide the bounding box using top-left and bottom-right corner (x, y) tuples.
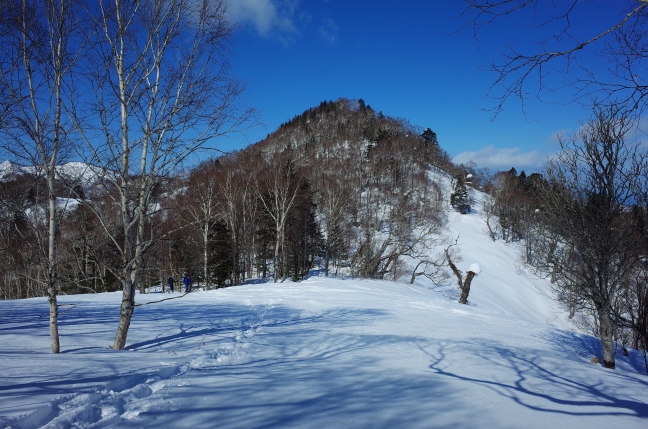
(54, 161), (110, 188)
(1, 186), (646, 428)
(0, 160), (30, 179)
(0, 160), (109, 188)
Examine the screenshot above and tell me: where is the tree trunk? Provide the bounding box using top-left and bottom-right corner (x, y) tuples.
(48, 182), (60, 353)
(459, 270), (477, 304)
(409, 260), (425, 284)
(280, 228), (287, 281)
(324, 240), (330, 277)
(273, 230), (281, 282)
(113, 279), (135, 350)
(597, 303), (616, 369)
(203, 223), (210, 290)
(48, 287), (60, 353)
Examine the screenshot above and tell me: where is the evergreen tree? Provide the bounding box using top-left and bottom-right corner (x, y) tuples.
(451, 175), (471, 214)
(421, 128), (438, 145)
(518, 170), (527, 184)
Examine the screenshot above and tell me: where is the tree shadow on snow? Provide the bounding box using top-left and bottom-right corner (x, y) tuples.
(1, 301), (478, 429)
(124, 303), (390, 351)
(421, 334), (648, 419)
(139, 359), (469, 429)
(121, 309), (479, 429)
(545, 329), (648, 380)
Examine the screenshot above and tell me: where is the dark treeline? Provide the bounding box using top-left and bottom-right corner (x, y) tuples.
(0, 98), (452, 297)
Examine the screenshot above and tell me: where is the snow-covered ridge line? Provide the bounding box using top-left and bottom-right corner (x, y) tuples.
(0, 160), (110, 187)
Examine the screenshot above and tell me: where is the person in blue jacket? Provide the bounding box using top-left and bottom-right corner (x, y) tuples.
(183, 274), (192, 293)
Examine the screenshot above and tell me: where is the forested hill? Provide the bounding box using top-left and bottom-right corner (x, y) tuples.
(1, 97), (470, 299)
(198, 97), (460, 285)
(251, 98), (453, 172)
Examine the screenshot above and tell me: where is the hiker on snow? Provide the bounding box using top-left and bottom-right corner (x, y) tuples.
(183, 274), (192, 293)
(167, 276), (174, 293)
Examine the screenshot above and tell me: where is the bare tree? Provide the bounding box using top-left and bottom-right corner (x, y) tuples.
(312, 159), (353, 276)
(462, 0), (648, 116)
(215, 155), (259, 285)
(72, 0), (254, 350)
(182, 160), (222, 290)
(0, 0), (82, 353)
(617, 267), (648, 373)
(0, 175), (41, 300)
(615, 157), (648, 372)
(536, 105), (646, 368)
(409, 249), (450, 286)
(256, 152), (300, 282)
(444, 238), (480, 304)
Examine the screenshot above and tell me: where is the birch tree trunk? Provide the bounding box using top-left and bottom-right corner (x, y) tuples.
(598, 301), (616, 369)
(203, 223), (210, 290)
(0, 0), (81, 353)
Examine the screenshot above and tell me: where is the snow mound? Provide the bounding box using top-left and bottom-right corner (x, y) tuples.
(468, 263), (481, 274)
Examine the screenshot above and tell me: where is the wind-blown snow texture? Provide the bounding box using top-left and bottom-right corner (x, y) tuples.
(2, 192), (647, 428)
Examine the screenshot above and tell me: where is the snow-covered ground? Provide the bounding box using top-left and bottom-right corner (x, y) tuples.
(2, 200), (648, 428)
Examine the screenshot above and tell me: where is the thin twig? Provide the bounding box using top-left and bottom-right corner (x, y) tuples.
(134, 292), (189, 307)
(58, 303), (79, 315)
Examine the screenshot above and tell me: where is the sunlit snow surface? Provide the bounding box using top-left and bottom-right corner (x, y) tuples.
(2, 202), (648, 428)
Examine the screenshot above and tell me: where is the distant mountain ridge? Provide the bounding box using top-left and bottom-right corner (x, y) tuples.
(0, 160), (109, 189)
(0, 160), (29, 179)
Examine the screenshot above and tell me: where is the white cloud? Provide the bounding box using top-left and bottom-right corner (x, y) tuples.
(318, 17), (338, 45)
(228, 0), (296, 36)
(546, 129), (572, 146)
(452, 145), (548, 172)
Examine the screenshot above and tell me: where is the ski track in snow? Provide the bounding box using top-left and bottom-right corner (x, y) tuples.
(9, 365), (182, 429)
(2, 300), (275, 429)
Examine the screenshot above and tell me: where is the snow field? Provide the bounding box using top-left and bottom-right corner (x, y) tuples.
(2, 278), (648, 428)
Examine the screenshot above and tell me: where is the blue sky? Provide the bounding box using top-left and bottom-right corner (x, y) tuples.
(224, 1), (632, 173)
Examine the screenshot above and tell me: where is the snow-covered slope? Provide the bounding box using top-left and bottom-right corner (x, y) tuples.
(437, 191), (570, 329)
(404, 173), (571, 330)
(1, 279), (647, 429)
